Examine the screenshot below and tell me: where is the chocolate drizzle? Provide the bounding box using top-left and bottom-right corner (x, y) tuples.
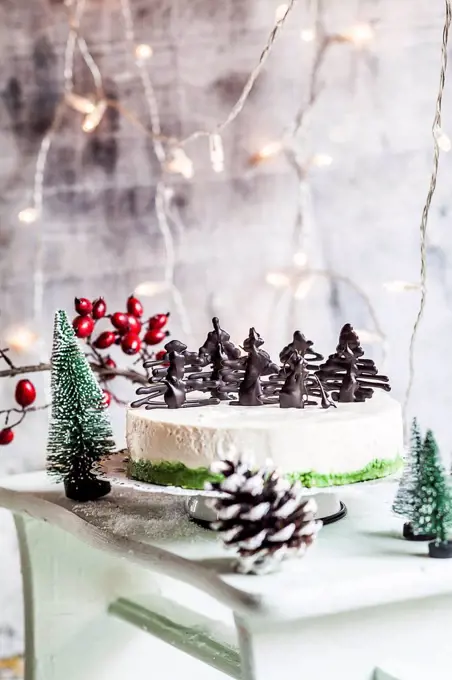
(219, 327), (279, 405)
(316, 324), (390, 402)
(131, 340), (219, 409)
(189, 317), (241, 400)
(263, 332), (334, 409)
(131, 320), (391, 410)
(278, 351), (308, 409)
(279, 331), (323, 371)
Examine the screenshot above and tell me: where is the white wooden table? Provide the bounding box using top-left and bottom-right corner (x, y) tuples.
(1, 472), (451, 680)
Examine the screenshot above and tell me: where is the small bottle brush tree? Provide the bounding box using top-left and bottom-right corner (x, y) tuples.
(411, 430), (452, 558)
(46, 310), (116, 502)
(392, 419), (435, 541)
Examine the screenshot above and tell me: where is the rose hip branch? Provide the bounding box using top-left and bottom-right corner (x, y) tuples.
(0, 294), (170, 446)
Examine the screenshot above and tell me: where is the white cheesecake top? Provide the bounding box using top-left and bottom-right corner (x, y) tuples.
(127, 392), (398, 427)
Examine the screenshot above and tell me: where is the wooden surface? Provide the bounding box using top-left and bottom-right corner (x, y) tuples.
(2, 471), (452, 679)
(1, 471), (452, 621)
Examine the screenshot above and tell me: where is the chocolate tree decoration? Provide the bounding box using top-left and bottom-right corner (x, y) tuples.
(147, 318), (241, 401)
(316, 323), (390, 402)
(338, 344), (358, 402)
(187, 317), (242, 400)
(263, 332), (333, 409)
(131, 339), (220, 409)
(205, 457), (321, 574)
(145, 340), (201, 380)
(337, 323), (363, 356)
(278, 351), (308, 409)
(279, 330), (324, 372)
(219, 327), (279, 406)
(392, 419), (435, 541)
(199, 316), (241, 364)
(270, 351), (333, 409)
(46, 310), (116, 502)
(411, 430), (452, 558)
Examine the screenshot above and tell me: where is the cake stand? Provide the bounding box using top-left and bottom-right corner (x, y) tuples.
(101, 453), (350, 525)
(185, 466), (405, 526)
(185, 489), (347, 527)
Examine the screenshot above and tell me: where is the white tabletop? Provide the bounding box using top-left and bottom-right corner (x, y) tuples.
(0, 470), (450, 623)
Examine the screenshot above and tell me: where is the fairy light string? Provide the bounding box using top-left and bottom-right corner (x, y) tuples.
(118, 0), (192, 339)
(402, 0), (452, 435)
(76, 36), (104, 97)
(178, 0), (298, 150)
(283, 0), (331, 332)
(18, 0), (301, 226)
(262, 1), (385, 357)
(119, 0), (165, 163)
(28, 0), (87, 349)
(14, 0), (399, 368)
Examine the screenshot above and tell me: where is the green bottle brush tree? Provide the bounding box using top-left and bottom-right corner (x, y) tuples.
(411, 429), (452, 558)
(46, 310), (116, 502)
(392, 419), (435, 541)
(394, 420), (452, 557)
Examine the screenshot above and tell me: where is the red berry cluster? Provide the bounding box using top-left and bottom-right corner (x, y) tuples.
(72, 295), (170, 406)
(0, 294), (172, 448)
(0, 378), (37, 446)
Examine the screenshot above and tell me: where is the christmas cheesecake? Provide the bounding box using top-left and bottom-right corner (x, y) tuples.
(126, 392), (403, 489)
(126, 319), (403, 489)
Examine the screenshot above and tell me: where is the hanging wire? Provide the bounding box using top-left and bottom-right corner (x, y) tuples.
(402, 0), (452, 437)
(178, 0), (298, 147)
(118, 0), (192, 338)
(31, 0), (85, 331)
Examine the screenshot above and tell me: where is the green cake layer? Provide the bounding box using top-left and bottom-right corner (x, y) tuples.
(127, 456), (403, 490)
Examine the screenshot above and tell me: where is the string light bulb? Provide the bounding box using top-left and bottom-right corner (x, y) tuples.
(275, 4), (289, 22)
(250, 141), (283, 165)
(259, 141), (283, 158)
(433, 124), (451, 152)
(135, 44), (153, 60)
(312, 153), (333, 167)
(344, 23), (374, 46)
(266, 272), (291, 288)
(209, 133), (225, 173)
(166, 147), (194, 179)
(383, 280), (421, 292)
(300, 29), (316, 42)
(18, 207), (39, 224)
(65, 92), (96, 114)
(134, 281), (170, 297)
(5, 326), (39, 352)
(82, 100), (107, 133)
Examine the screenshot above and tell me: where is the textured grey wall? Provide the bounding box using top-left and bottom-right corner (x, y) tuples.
(0, 0), (451, 653)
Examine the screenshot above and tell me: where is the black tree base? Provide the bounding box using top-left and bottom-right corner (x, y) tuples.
(64, 477), (111, 502)
(403, 522), (436, 542)
(428, 540), (452, 559)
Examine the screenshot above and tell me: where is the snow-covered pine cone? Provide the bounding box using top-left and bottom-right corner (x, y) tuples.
(205, 458), (321, 575)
